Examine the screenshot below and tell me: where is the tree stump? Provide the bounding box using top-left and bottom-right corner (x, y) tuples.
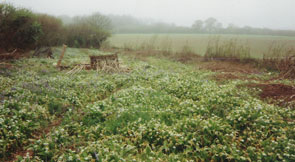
(33, 47), (53, 58)
(89, 54), (119, 70)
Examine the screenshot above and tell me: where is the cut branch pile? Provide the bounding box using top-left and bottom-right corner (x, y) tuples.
(66, 64), (90, 75)
(0, 49), (18, 60)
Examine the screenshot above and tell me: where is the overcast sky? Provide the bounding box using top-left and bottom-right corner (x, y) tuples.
(5, 0), (295, 30)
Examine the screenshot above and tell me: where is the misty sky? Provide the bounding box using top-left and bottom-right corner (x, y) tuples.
(5, 0), (295, 30)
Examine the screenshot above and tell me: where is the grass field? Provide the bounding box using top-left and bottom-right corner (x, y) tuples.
(1, 47), (295, 161)
(108, 34), (295, 58)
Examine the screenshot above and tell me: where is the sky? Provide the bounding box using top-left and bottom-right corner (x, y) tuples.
(4, 0), (295, 30)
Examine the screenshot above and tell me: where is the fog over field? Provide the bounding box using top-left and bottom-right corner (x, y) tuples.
(7, 0), (295, 30)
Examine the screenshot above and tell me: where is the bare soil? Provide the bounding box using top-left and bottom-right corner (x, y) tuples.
(212, 73), (251, 82)
(246, 83), (295, 106)
(171, 52), (201, 63)
(199, 61), (262, 74)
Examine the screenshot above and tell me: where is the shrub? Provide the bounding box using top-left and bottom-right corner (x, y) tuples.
(65, 13), (111, 48)
(0, 4), (112, 52)
(36, 14), (65, 47)
(48, 99), (64, 115)
(0, 4), (42, 51)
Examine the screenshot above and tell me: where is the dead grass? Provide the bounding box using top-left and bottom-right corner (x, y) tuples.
(204, 37), (251, 62)
(262, 45), (295, 79)
(170, 44), (202, 63)
(65, 63), (130, 75)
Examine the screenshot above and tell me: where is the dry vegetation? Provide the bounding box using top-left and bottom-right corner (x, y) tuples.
(204, 37), (251, 62)
(109, 34), (295, 57)
(263, 44), (295, 79)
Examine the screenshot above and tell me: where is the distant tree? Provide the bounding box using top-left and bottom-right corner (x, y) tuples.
(227, 23), (237, 29)
(215, 22), (223, 32)
(58, 15), (73, 25)
(204, 17), (218, 33)
(81, 12), (112, 31)
(226, 23), (239, 33)
(65, 13), (111, 48)
(192, 20), (203, 32)
(36, 14), (64, 47)
(242, 26), (253, 34)
(216, 22), (223, 29)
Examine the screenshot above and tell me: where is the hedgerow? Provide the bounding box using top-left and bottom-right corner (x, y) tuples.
(0, 3), (111, 52)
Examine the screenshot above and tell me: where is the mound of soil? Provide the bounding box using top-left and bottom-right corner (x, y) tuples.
(200, 61), (262, 74)
(247, 83), (295, 106)
(213, 73), (247, 81)
(172, 52), (201, 63)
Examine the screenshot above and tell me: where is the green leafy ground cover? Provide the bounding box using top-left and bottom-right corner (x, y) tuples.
(1, 48), (295, 161)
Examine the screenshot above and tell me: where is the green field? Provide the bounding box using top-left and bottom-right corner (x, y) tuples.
(1, 48), (295, 161)
(109, 34), (295, 58)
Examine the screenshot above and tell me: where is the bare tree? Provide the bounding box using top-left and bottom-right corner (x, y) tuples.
(74, 13), (112, 31)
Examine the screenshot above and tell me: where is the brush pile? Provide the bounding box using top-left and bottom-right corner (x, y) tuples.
(0, 49), (20, 60)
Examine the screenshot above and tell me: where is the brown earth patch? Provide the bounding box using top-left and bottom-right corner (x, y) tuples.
(212, 73), (248, 81)
(199, 61), (263, 74)
(212, 73), (263, 82)
(246, 83), (295, 106)
(172, 52), (201, 63)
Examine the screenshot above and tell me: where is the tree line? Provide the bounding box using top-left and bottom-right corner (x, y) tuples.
(0, 3), (111, 52)
(108, 15), (295, 37)
(191, 17), (295, 36)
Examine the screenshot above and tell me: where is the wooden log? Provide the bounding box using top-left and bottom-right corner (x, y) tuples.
(0, 49), (18, 60)
(57, 45), (67, 68)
